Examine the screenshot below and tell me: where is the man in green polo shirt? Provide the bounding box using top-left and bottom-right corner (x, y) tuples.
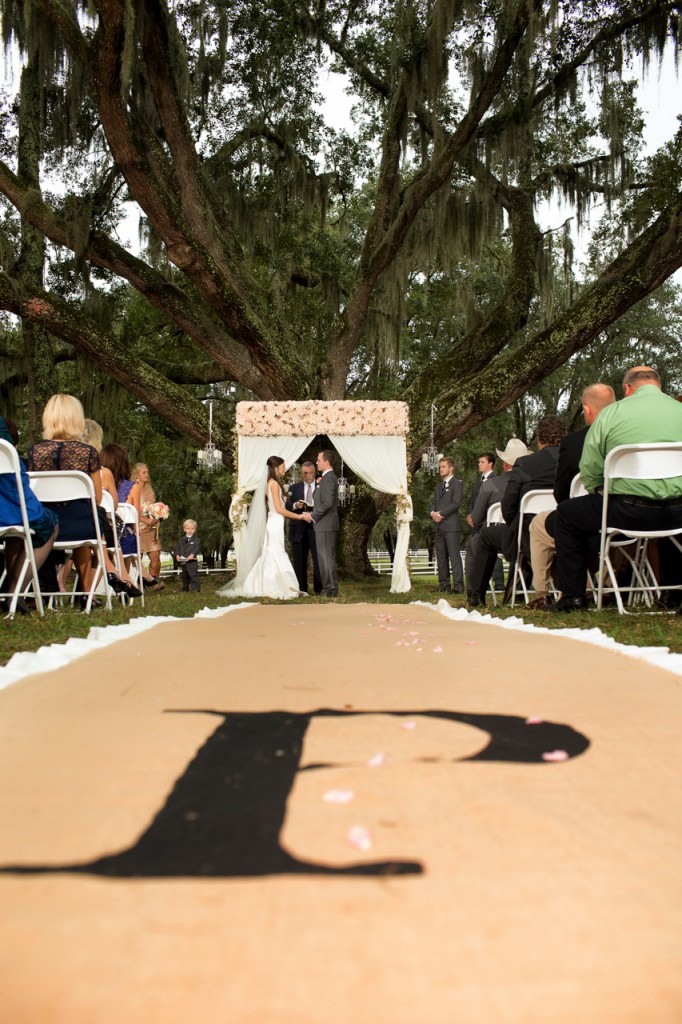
(552, 366), (682, 612)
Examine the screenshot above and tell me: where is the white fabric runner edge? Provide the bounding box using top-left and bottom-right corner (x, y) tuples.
(1, 599), (681, 693)
(0, 603), (255, 692)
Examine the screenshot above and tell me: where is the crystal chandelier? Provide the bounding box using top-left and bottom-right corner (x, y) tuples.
(197, 400), (223, 472)
(337, 458), (355, 507)
(421, 403), (441, 474)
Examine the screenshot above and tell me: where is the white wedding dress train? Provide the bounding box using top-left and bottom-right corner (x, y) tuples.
(241, 494), (303, 600)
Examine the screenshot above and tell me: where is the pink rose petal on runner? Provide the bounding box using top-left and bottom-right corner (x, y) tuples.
(465, 640), (478, 646)
(347, 825), (372, 851)
(525, 716), (543, 725)
(432, 645), (443, 653)
(542, 749), (569, 762)
(401, 720), (417, 730)
(368, 753), (385, 767)
(324, 789), (355, 804)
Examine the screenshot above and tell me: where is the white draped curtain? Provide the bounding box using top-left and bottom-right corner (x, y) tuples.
(329, 435), (412, 593)
(218, 432), (412, 597)
(218, 435), (314, 596)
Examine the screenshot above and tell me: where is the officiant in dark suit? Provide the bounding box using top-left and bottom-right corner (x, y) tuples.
(285, 460), (322, 594)
(431, 456), (464, 593)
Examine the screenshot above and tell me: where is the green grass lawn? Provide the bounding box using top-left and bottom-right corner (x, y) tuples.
(2, 572), (681, 667)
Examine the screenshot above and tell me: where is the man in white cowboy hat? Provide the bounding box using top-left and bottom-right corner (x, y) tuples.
(467, 415), (567, 607)
(465, 440), (530, 598)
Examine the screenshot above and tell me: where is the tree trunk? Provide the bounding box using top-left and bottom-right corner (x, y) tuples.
(17, 50), (59, 439)
(340, 491), (388, 578)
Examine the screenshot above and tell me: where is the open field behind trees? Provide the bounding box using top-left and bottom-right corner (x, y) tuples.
(2, 574), (681, 669)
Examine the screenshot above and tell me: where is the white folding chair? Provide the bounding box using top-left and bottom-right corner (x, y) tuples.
(510, 489), (557, 607)
(99, 489), (131, 604)
(486, 501), (504, 606)
(0, 440), (45, 617)
(597, 443), (682, 613)
(570, 474), (588, 498)
(115, 502), (145, 607)
(28, 470), (112, 612)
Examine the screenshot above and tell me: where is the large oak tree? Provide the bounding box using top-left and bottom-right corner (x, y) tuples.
(1, 0), (682, 564)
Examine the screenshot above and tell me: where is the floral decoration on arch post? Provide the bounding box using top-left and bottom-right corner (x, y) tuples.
(229, 489), (252, 533)
(395, 493), (413, 525)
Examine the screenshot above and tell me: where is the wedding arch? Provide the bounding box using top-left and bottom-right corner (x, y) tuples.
(219, 400), (413, 595)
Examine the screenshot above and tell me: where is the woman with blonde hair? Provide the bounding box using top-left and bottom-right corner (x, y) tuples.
(27, 395), (140, 601)
(132, 462), (163, 582)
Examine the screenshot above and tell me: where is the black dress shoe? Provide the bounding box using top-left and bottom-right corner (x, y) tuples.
(121, 581), (143, 598)
(467, 593), (486, 608)
(434, 586), (451, 593)
(550, 595), (588, 613)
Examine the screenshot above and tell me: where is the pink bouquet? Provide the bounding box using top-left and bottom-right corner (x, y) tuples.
(142, 501), (170, 521)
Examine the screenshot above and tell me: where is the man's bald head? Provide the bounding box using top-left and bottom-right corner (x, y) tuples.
(623, 366), (661, 395)
(581, 383), (616, 426)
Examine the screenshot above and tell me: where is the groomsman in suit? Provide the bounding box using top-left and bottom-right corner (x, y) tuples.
(467, 415), (566, 608)
(430, 456), (464, 593)
(465, 451), (504, 591)
(304, 450), (339, 597)
(286, 460), (322, 594)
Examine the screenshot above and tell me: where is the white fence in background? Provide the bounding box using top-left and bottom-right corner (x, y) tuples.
(154, 549), (449, 577)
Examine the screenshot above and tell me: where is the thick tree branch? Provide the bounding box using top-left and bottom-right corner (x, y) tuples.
(81, 0), (307, 395)
(407, 189), (682, 464)
(0, 273), (231, 455)
(0, 160), (287, 399)
(326, 0), (540, 394)
(478, 1), (682, 144)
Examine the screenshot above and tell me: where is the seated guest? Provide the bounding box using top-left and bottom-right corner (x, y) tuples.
(100, 443), (164, 590)
(83, 419), (119, 510)
(528, 383), (615, 610)
(465, 440), (530, 600)
(27, 394), (139, 600)
(552, 366), (682, 612)
(82, 420), (142, 597)
(467, 415), (567, 607)
(0, 415), (59, 614)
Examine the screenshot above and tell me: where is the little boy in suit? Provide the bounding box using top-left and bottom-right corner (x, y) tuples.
(175, 519), (201, 592)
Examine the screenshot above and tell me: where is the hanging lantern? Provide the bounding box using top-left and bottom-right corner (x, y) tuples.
(197, 400), (223, 472)
(338, 458), (354, 507)
(421, 404), (441, 474)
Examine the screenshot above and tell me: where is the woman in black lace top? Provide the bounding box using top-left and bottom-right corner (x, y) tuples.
(28, 395), (140, 599)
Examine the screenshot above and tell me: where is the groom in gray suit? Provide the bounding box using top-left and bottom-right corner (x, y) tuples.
(303, 450), (339, 597)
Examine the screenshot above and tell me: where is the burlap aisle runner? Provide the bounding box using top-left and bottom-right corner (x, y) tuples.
(0, 604), (680, 1023)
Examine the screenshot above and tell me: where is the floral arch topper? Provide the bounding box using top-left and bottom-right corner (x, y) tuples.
(222, 400), (413, 595)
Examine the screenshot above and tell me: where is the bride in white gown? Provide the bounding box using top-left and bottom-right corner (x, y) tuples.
(242, 456), (307, 599)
